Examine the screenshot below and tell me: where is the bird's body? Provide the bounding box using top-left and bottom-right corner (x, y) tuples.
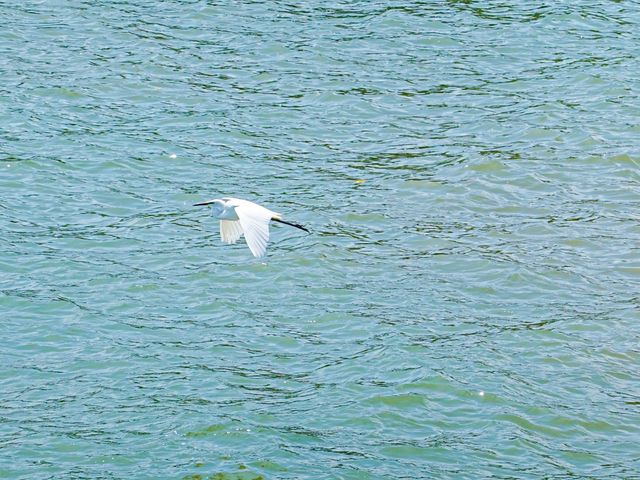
(194, 197), (308, 258)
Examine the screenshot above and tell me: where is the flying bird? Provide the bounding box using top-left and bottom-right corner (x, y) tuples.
(194, 197), (309, 258)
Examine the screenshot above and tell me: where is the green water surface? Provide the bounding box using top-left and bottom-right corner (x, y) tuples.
(1, 1), (639, 479)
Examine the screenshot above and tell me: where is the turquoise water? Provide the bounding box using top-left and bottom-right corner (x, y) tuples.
(1, 1), (639, 479)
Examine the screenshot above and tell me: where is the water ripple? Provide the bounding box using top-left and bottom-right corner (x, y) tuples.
(1, 1), (639, 479)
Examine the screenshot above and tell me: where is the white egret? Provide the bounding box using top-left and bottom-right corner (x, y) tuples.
(194, 197), (309, 258)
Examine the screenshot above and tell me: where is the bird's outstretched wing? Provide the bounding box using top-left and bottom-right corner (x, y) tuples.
(234, 203), (272, 258)
(219, 220), (243, 244)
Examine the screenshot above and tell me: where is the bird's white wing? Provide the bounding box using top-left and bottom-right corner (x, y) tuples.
(234, 203), (272, 258)
(219, 220), (244, 244)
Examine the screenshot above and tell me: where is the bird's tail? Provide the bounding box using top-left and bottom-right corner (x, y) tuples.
(272, 216), (310, 233)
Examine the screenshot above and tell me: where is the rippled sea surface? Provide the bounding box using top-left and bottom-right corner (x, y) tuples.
(2, 2), (639, 479)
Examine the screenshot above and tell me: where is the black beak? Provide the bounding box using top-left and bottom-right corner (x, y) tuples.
(193, 200), (216, 206)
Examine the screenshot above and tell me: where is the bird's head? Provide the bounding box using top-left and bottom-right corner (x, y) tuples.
(193, 198), (225, 215)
